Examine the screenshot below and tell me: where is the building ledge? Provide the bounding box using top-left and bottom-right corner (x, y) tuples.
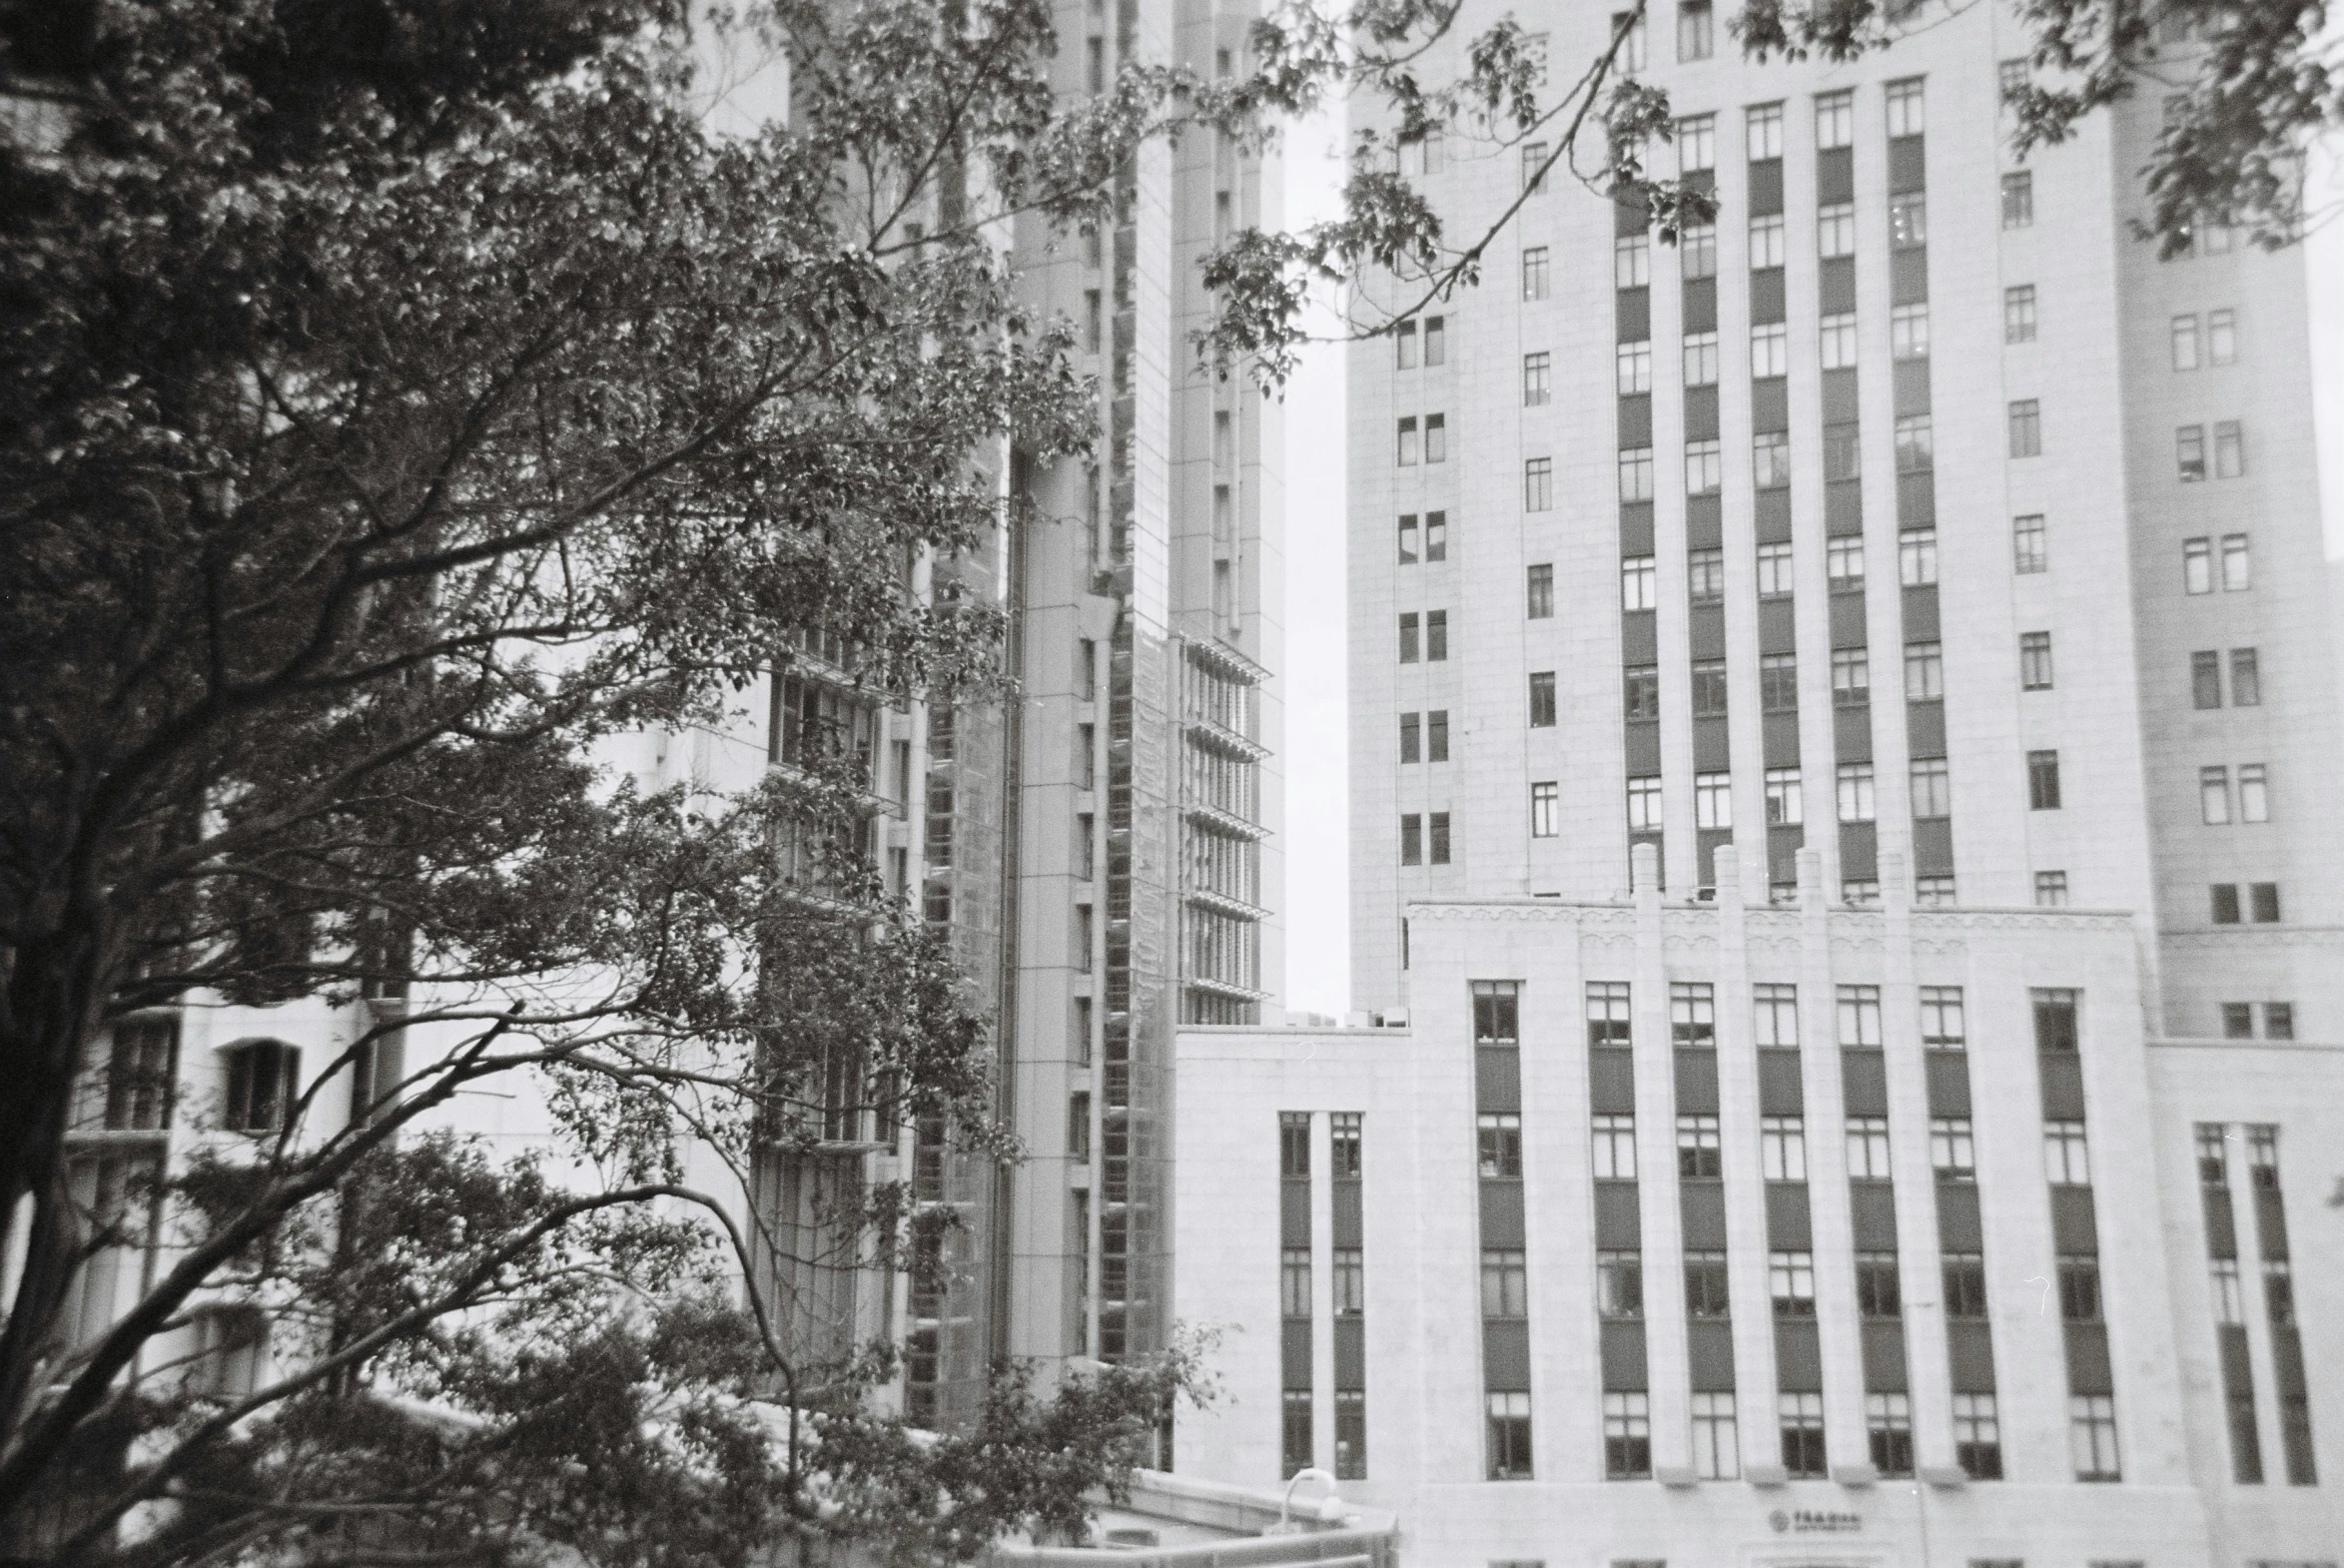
(1184, 976), (1269, 1003)
(1182, 717), (1267, 763)
(1184, 886), (1268, 922)
(1184, 801), (1267, 841)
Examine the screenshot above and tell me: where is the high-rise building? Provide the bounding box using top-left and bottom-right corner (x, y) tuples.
(1167, 6), (2342, 1563)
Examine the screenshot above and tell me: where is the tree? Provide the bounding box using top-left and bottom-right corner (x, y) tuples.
(0, 0), (1214, 1559)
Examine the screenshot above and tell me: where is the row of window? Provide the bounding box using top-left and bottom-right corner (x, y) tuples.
(1480, 978), (2024, 1052)
(1564, 1109), (2084, 1187)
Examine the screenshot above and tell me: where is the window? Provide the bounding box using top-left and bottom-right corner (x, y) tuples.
(1593, 1113), (1639, 1178)
(2221, 532), (2250, 589)
(1944, 1252), (1988, 1317)
(1612, 8), (1650, 71)
(1478, 1113), (1523, 1177)
(1427, 610), (1448, 661)
(2209, 1257), (2245, 1324)
(1617, 339), (1653, 394)
(1890, 191), (1927, 250)
(1615, 232), (1650, 288)
(1398, 612), (1419, 663)
(1747, 100), (1784, 158)
(1815, 90), (1854, 149)
(1837, 762), (1876, 823)
(1400, 814), (1421, 865)
(1687, 548), (1725, 603)
(2208, 308), (2235, 365)
(1397, 514), (1419, 565)
(2182, 536), (2214, 593)
(1488, 1391), (1535, 1480)
(2200, 764), (2233, 824)
(1677, 1112), (1723, 1177)
(2177, 423), (2206, 480)
(1868, 1392), (1915, 1478)
(1761, 1115), (1807, 1179)
(1481, 1248), (1528, 1318)
(1333, 1389), (1366, 1480)
(1694, 772), (1732, 831)
(1522, 352), (1551, 405)
(1396, 416), (1419, 466)
(1330, 1114), (1361, 1177)
(1886, 77), (1925, 136)
(1526, 563), (1554, 618)
(1764, 766), (1803, 826)
(1998, 57), (2029, 99)
(1751, 320), (1789, 376)
(1826, 535), (1865, 590)
(1931, 1116), (1974, 1178)
(2171, 313), (2201, 370)
(1516, 455), (1551, 511)
(92, 1018), (177, 1134)
(2013, 513), (2047, 573)
(1399, 712), (1420, 764)
(1530, 781), (1559, 838)
(2043, 1120), (2090, 1184)
(1422, 511), (1447, 561)
(1750, 984), (1798, 1047)
(1754, 430), (1792, 489)
(1756, 543), (1795, 600)
(1911, 757), (1951, 819)
(1604, 1391), (1651, 1479)
(1424, 316), (1445, 366)
(1474, 980), (1520, 1044)
(1846, 1116), (1892, 1178)
(2008, 398), (2042, 457)
(1520, 142), (1548, 194)
(1625, 665), (1661, 721)
(1891, 303), (1930, 361)
(1820, 312), (1857, 370)
(1824, 421), (1861, 480)
(1677, 0), (1712, 61)
(2238, 763), (2268, 822)
(1523, 246), (1551, 301)
(1395, 318), (1418, 370)
(2001, 170), (2033, 228)
(2070, 1394), (2120, 1482)
(2035, 870), (2069, 906)
(1920, 985), (1964, 1049)
(1684, 1249), (1730, 1316)
(1831, 648), (1870, 708)
(1904, 641), (1944, 701)
(1427, 709), (1449, 761)
(1781, 1391), (1827, 1477)
(224, 1040), (302, 1135)
(2004, 285), (2037, 343)
(1677, 113), (1716, 171)
(1895, 413), (1934, 472)
(1685, 223), (1722, 280)
(2027, 749), (2061, 810)
(2264, 1257), (2295, 1325)
(1692, 659), (1728, 717)
(2251, 881), (2280, 922)
(2229, 647), (2260, 706)
(1818, 202), (1856, 259)
(1424, 413), (1447, 463)
(1838, 985), (1882, 1046)
(1598, 1249), (1644, 1319)
(192, 1304), (266, 1397)
(2214, 419), (2243, 477)
(2211, 882), (2241, 924)
(1750, 214), (1787, 270)
(2196, 1123), (2229, 1185)
(1682, 330), (1720, 387)
(1954, 1393), (2002, 1480)
(1281, 1246), (1313, 1316)
(1748, 657), (1794, 719)
(2246, 1124), (2279, 1186)
(2019, 631), (2053, 690)
(1628, 775), (1663, 831)
(1769, 1249), (1816, 1317)
(1692, 1391), (1740, 1480)
(1621, 554), (1657, 611)
(1429, 811), (1450, 864)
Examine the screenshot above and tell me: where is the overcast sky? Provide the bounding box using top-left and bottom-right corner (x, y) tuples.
(1269, 109), (2344, 1023)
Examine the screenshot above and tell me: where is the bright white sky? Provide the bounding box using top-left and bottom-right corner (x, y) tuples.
(1269, 104), (2344, 1023)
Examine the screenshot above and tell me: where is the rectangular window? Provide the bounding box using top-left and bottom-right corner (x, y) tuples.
(1282, 1389), (1313, 1476)
(1429, 811), (1451, 864)
(1748, 101), (1784, 158)
(1945, 1252), (1988, 1318)
(1397, 513), (1419, 565)
(2221, 532), (2250, 589)
(1815, 90), (1854, 149)
(1751, 320), (1789, 377)
(1604, 1391), (1651, 1479)
(1684, 1249), (1730, 1316)
(2008, 398), (2042, 457)
(2070, 1394), (2121, 1482)
(1478, 1113), (1523, 1177)
(1954, 1393), (2002, 1481)
(1823, 421), (1861, 481)
(2200, 765), (2231, 825)
(1856, 1252), (1903, 1319)
(1838, 984), (1883, 1047)
(2214, 419), (2243, 477)
(1400, 813), (1421, 866)
(1427, 610), (1448, 661)
(1919, 987), (1965, 1049)
(2035, 870), (2069, 907)
(1895, 413), (1934, 472)
(1694, 771), (1733, 831)
(1396, 416), (1419, 466)
(1334, 1389), (1366, 1480)
(1910, 757), (1951, 819)
(1525, 456), (1554, 511)
(1904, 640), (1944, 701)
(1753, 984), (1798, 1047)
(1692, 1391), (1740, 1481)
(1523, 352), (1552, 405)
(1520, 142), (1548, 194)
(1617, 339), (1653, 394)
(2043, 1120), (2090, 1184)
(2212, 882), (2242, 924)
(1399, 712), (1421, 764)
(2208, 308), (2236, 364)
(1867, 1393), (1915, 1478)
(2014, 512), (2048, 572)
(1487, 1391), (1534, 1480)
(1424, 412), (1447, 463)
(1330, 1114), (1361, 1178)
(1831, 647), (1871, 708)
(2210, 1257), (2245, 1324)
(1837, 762), (1876, 823)
(1526, 563), (1554, 618)
(1530, 781), (1559, 839)
(2177, 423), (2206, 480)
(2251, 880), (2280, 922)
(2001, 171), (2033, 228)
(1818, 201), (1856, 259)
(1890, 191), (1928, 250)
(2019, 630), (2054, 690)
(1281, 1245), (1312, 1317)
(1931, 1116), (1975, 1178)
(2238, 762), (2268, 822)
(1592, 1113), (1638, 1179)
(1826, 535), (1865, 590)
(1754, 429), (1792, 489)
(1820, 311), (1857, 370)
(2183, 536), (2213, 593)
(1692, 658), (1729, 717)
(1612, 8), (1650, 71)
(1760, 653), (1798, 712)
(1846, 1115), (1892, 1177)
(1886, 77), (1926, 136)
(1621, 554), (1657, 610)
(1781, 1391), (1827, 1478)
(1598, 1249), (1644, 1319)
(1756, 542), (1795, 599)
(1423, 510), (1447, 561)
(1615, 232), (1650, 289)
(1762, 1118), (1808, 1181)
(1395, 319), (1417, 370)
(1528, 671), (1557, 728)
(1523, 246), (1551, 300)
(2172, 313), (2201, 370)
(1587, 981), (1632, 1046)
(1688, 547), (1725, 603)
(1425, 316), (1445, 366)
(2027, 749), (2061, 810)
(1764, 766), (1803, 826)
(1891, 303), (1930, 361)
(1750, 213), (1787, 270)
(1481, 1247), (1528, 1318)
(1398, 612), (1419, 663)
(1427, 708), (1449, 761)
(1682, 330), (1720, 387)
(1677, 112), (1717, 171)
(2004, 285), (2037, 343)
(2229, 646), (2259, 705)
(1625, 665), (1661, 721)
(2191, 649), (2222, 708)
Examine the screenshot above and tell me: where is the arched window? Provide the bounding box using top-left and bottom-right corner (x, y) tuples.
(222, 1040), (301, 1134)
